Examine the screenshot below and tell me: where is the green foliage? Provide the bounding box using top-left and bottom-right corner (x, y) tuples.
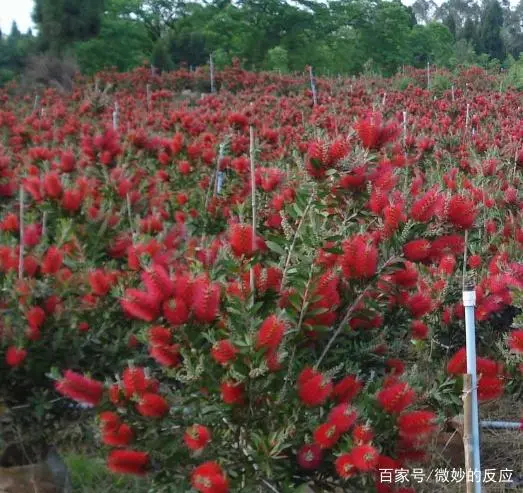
(506, 55), (523, 89)
(33, 0), (105, 55)
(265, 46), (290, 73)
(478, 0), (505, 61)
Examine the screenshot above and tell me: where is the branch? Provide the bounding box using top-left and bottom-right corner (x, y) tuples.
(315, 255), (402, 369)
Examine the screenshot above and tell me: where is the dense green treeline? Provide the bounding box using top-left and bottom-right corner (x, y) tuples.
(1, 0), (523, 85)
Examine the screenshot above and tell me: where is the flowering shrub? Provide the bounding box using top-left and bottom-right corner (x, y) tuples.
(1, 66), (522, 491)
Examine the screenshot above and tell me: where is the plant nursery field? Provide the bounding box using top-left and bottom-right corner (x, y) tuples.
(0, 65), (522, 493)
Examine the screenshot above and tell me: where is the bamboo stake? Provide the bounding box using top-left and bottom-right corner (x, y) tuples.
(309, 66), (317, 106)
(146, 84), (152, 112)
(249, 126), (256, 295)
(18, 187), (24, 280)
(210, 54), (216, 93)
(463, 374), (475, 493)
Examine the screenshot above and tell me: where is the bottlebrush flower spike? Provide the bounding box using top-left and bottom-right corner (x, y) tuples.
(55, 370), (104, 406)
(256, 315), (285, 351)
(297, 367), (333, 407)
(355, 112), (399, 150)
(397, 410), (437, 439)
(348, 426), (372, 447)
(121, 288), (160, 322)
(313, 422), (341, 449)
(477, 375), (504, 401)
(136, 392), (169, 418)
(377, 382), (416, 414)
(191, 276), (221, 323)
(297, 444), (323, 470)
(328, 403), (358, 432)
(229, 223), (257, 257)
(340, 234), (378, 279)
(88, 269), (113, 296)
(410, 187), (441, 222)
(335, 453), (356, 478)
(41, 246), (63, 275)
(220, 380), (245, 405)
(351, 444), (379, 471)
(211, 340), (238, 366)
(107, 450), (149, 476)
(447, 347), (466, 374)
(162, 297), (189, 326)
(5, 347), (27, 367)
(332, 375), (362, 403)
(102, 423), (134, 447)
(184, 424), (212, 452)
(122, 367), (157, 398)
(508, 330), (523, 353)
(446, 195), (477, 229)
(191, 462), (229, 493)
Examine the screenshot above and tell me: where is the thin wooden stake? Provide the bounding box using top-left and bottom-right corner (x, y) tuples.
(18, 187), (25, 279)
(146, 84), (152, 112)
(249, 126), (256, 295)
(462, 374), (475, 493)
(210, 54), (216, 93)
(309, 66), (317, 106)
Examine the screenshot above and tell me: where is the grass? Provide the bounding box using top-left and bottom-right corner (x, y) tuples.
(64, 453), (150, 493)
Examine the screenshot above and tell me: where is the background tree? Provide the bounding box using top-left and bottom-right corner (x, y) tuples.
(33, 0), (105, 54)
(479, 0), (505, 60)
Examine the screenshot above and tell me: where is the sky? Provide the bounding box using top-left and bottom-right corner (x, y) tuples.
(0, 0), (35, 35)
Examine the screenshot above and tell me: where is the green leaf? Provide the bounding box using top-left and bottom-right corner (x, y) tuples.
(266, 241), (286, 256)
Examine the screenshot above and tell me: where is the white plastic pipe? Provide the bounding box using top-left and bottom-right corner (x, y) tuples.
(463, 289), (482, 493)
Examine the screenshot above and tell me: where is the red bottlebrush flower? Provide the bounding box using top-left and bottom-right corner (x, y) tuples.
(297, 368), (332, 407)
(24, 224), (42, 247)
(211, 340), (238, 366)
(403, 239), (431, 262)
(476, 357), (500, 376)
(377, 382), (416, 414)
(184, 424), (212, 451)
(62, 189), (83, 212)
(162, 297), (189, 326)
(99, 411), (120, 430)
(136, 393), (169, 418)
(149, 344), (181, 368)
(355, 112), (399, 150)
(229, 223), (257, 257)
(335, 453), (357, 479)
(297, 444), (323, 470)
(88, 269), (113, 296)
(191, 462), (229, 493)
(122, 367), (155, 398)
(102, 423), (134, 447)
(27, 306), (45, 330)
(121, 289), (160, 322)
(390, 262), (418, 288)
(447, 347), (466, 374)
(41, 246), (63, 275)
(191, 277), (221, 323)
(405, 293), (432, 318)
(508, 330), (523, 353)
(386, 358), (405, 375)
(5, 347), (27, 367)
(256, 315), (285, 350)
(313, 422), (341, 449)
(148, 326), (172, 346)
(220, 381), (245, 405)
(447, 195), (476, 229)
(107, 450), (149, 476)
(352, 424), (374, 444)
(477, 375), (504, 401)
(340, 234), (378, 279)
(55, 370), (104, 406)
(333, 375), (362, 403)
(43, 172), (63, 199)
(411, 320), (429, 340)
(328, 403), (358, 432)
(439, 254), (456, 275)
(351, 444), (379, 471)
(410, 187), (441, 223)
(1, 213), (19, 232)
(397, 411), (437, 439)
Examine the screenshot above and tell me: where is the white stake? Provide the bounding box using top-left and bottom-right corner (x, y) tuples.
(309, 66), (317, 106)
(427, 61), (431, 90)
(463, 285), (482, 493)
(452, 84), (455, 102)
(210, 54), (216, 93)
(146, 84), (152, 112)
(112, 102), (119, 130)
